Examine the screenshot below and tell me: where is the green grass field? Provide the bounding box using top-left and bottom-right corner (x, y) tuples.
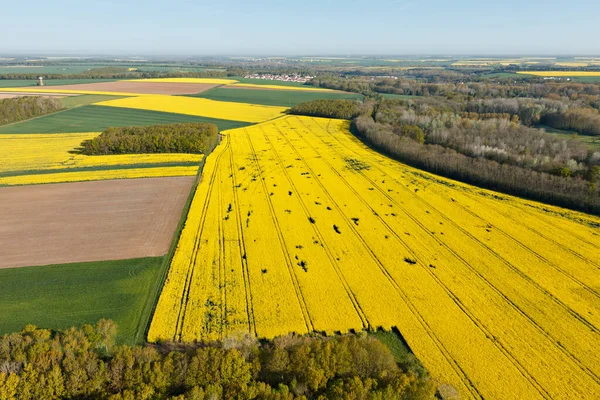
(0, 105), (251, 134)
(539, 125), (600, 150)
(59, 94), (128, 109)
(0, 78), (118, 87)
(0, 257), (163, 344)
(191, 87), (363, 107)
(380, 92), (418, 100)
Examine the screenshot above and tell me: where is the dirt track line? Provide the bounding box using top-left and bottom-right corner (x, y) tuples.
(175, 140), (229, 341)
(287, 117), (484, 399)
(243, 128), (313, 334)
(260, 125), (369, 330)
(228, 138), (257, 336)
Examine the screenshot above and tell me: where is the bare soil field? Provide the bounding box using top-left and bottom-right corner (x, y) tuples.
(0, 176), (194, 269)
(7, 81), (220, 95)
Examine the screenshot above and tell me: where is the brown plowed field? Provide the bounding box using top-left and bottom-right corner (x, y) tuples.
(7, 81), (219, 95)
(0, 176), (194, 269)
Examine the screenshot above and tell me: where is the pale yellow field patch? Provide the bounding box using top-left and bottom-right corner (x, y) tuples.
(1, 167), (198, 186)
(94, 95), (287, 123)
(0, 87), (146, 96)
(123, 78), (239, 85)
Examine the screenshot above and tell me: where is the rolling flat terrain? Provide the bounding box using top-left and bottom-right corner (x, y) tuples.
(0, 177), (194, 268)
(149, 116), (600, 399)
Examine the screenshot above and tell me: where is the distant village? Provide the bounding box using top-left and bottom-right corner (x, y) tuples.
(244, 73), (315, 83)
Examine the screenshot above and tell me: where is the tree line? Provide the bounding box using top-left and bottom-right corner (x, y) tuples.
(0, 96), (63, 126)
(288, 99), (366, 120)
(0, 70), (229, 81)
(290, 98), (600, 215)
(81, 123), (219, 156)
(0, 321), (435, 400)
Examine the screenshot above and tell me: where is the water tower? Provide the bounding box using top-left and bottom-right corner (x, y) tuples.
(37, 77), (44, 86)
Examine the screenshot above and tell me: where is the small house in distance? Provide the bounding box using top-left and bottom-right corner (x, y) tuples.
(37, 77), (44, 86)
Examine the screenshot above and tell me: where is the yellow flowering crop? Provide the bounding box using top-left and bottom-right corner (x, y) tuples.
(123, 78), (240, 85)
(0, 133), (202, 186)
(0, 166), (198, 186)
(94, 95), (287, 123)
(149, 115), (600, 399)
(0, 87), (145, 96)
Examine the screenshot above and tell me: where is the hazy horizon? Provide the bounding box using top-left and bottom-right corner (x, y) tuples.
(3, 0), (599, 55)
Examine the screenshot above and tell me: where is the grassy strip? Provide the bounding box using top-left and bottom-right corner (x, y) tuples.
(0, 162), (200, 178)
(0, 105), (251, 134)
(190, 87), (363, 107)
(0, 257), (164, 344)
(133, 138), (220, 344)
(60, 94), (128, 109)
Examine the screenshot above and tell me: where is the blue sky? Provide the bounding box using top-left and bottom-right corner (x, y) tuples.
(3, 0), (599, 55)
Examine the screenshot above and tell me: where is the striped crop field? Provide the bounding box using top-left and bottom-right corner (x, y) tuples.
(148, 115), (600, 399)
(94, 95), (287, 123)
(192, 87), (363, 107)
(0, 133), (202, 185)
(0, 105), (251, 134)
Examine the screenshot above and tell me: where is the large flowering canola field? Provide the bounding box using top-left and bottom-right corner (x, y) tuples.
(149, 115), (600, 399)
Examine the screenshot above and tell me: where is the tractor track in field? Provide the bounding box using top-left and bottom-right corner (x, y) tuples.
(283, 117), (485, 399)
(260, 125), (369, 331)
(242, 128), (314, 334)
(174, 140), (229, 341)
(228, 138), (257, 336)
(312, 118), (600, 386)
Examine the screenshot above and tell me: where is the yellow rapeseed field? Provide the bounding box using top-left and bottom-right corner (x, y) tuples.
(0, 133), (202, 186)
(94, 95), (287, 123)
(149, 115), (600, 399)
(0, 166), (199, 186)
(123, 78), (239, 85)
(517, 71), (600, 77)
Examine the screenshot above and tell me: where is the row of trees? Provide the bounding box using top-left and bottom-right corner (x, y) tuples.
(0, 321), (435, 400)
(310, 74), (600, 103)
(81, 123), (219, 156)
(353, 115), (600, 214)
(289, 98), (600, 214)
(0, 70), (229, 81)
(0, 96), (63, 125)
(288, 99), (366, 120)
